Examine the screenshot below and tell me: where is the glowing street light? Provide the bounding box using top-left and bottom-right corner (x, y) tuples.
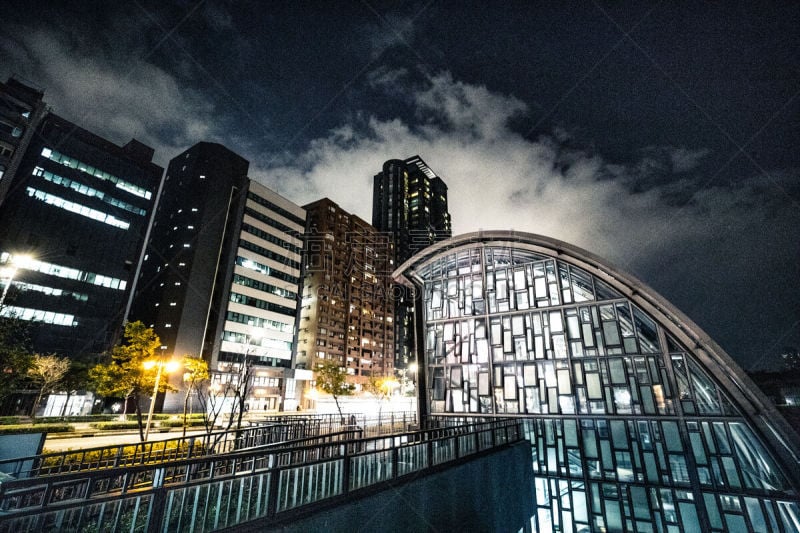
(143, 355), (180, 441)
(0, 254), (34, 309)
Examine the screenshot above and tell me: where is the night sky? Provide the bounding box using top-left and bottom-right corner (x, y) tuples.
(3, 1), (798, 370)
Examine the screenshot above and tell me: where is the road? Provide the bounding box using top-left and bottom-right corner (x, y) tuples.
(44, 429), (208, 452)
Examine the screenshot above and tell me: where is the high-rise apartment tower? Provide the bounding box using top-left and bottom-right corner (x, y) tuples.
(372, 156), (451, 368)
(297, 198), (394, 404)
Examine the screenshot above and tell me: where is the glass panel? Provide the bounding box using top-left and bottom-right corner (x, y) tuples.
(603, 321), (621, 346)
(687, 358), (722, 415)
(745, 498), (766, 532)
(728, 422), (786, 491)
(586, 374), (602, 400)
(704, 493), (722, 530)
(678, 502), (699, 531)
(557, 369), (571, 395)
(570, 266), (595, 302)
(504, 375), (517, 400)
(593, 279), (622, 300)
(633, 306), (660, 353)
(608, 359), (626, 384)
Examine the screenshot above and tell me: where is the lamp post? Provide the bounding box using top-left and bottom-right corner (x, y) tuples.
(407, 362), (418, 390)
(0, 254), (33, 309)
(143, 354), (180, 441)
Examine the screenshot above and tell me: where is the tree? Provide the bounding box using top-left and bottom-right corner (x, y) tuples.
(27, 354), (70, 418)
(364, 376), (399, 421)
(234, 359), (257, 432)
(181, 356), (209, 437)
(57, 354), (93, 417)
(0, 316), (33, 410)
(89, 321), (174, 441)
(196, 375), (238, 441)
(315, 361), (355, 423)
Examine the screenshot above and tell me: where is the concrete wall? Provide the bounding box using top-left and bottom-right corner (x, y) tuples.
(256, 441), (534, 533)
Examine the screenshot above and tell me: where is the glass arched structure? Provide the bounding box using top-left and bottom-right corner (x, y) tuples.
(394, 231), (800, 532)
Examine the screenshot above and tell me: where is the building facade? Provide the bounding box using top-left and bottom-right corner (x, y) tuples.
(298, 198), (394, 397)
(395, 231), (800, 533)
(132, 142), (306, 412)
(0, 77), (47, 207)
(372, 156), (451, 369)
(0, 110), (161, 359)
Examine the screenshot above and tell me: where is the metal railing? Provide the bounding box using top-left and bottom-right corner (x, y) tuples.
(255, 411), (418, 437)
(0, 418), (522, 533)
(0, 420), (326, 478)
(0, 413), (418, 479)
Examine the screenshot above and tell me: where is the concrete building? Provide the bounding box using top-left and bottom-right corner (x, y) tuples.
(297, 198), (394, 402)
(131, 142), (306, 412)
(395, 231), (800, 532)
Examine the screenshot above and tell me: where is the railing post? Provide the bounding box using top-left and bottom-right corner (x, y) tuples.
(267, 462), (280, 519)
(147, 467), (167, 533)
(341, 444), (351, 494)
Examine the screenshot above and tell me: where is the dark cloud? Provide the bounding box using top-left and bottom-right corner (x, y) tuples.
(263, 70), (800, 369)
(2, 2), (797, 369)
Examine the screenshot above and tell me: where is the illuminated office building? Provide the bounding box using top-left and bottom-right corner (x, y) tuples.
(132, 142), (306, 411)
(395, 231), (800, 532)
(372, 156), (451, 369)
(0, 107), (161, 358)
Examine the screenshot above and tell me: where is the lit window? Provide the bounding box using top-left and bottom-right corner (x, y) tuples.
(25, 187), (130, 230)
(40, 147), (152, 199)
(191, 208), (198, 212)
(169, 302), (177, 306)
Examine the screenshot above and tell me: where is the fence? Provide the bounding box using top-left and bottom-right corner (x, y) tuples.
(0, 418), (522, 533)
(0, 418), (330, 478)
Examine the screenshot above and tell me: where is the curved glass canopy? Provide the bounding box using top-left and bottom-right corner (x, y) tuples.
(395, 231), (800, 533)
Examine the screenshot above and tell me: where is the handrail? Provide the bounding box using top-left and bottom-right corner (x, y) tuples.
(0, 412), (417, 479)
(0, 421), (319, 478)
(0, 418), (522, 533)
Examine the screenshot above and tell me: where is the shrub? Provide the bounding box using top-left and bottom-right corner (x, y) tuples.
(33, 415), (117, 424)
(89, 421), (141, 430)
(158, 419), (207, 428)
(0, 416), (22, 426)
(40, 440), (208, 467)
(0, 424), (73, 434)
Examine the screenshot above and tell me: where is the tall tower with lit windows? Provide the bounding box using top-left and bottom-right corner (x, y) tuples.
(372, 156), (452, 369)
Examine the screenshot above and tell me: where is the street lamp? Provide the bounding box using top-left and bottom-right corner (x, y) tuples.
(0, 254), (34, 309)
(143, 355), (180, 441)
(407, 362), (418, 390)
